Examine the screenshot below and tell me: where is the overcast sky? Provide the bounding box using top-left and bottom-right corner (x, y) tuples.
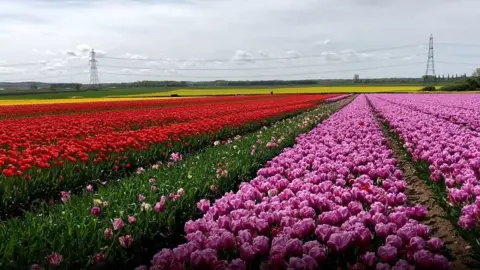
(0, 0), (479, 83)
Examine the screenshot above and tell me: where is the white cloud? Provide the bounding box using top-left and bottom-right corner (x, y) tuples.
(95, 50), (107, 57)
(0, 67), (26, 74)
(284, 50), (302, 58)
(76, 44), (91, 53)
(118, 68), (151, 75)
(125, 53), (147, 60)
(44, 50), (56, 56)
(63, 50), (78, 57)
(231, 50), (255, 63)
(257, 51), (269, 57)
(321, 51), (343, 62)
(324, 39), (331, 45)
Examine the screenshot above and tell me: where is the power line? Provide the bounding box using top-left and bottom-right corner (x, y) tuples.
(436, 61), (479, 66)
(103, 62), (425, 79)
(0, 62), (46, 68)
(98, 54), (425, 72)
(97, 44), (425, 63)
(1, 72), (87, 82)
(436, 42), (480, 48)
(0, 59), (81, 68)
(0, 65), (87, 77)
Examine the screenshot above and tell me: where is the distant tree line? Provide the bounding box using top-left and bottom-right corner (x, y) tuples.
(426, 68), (480, 91)
(22, 73), (477, 93)
(99, 78), (428, 89)
(48, 83), (82, 91)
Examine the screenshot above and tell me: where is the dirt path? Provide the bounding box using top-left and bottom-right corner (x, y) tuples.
(367, 98), (473, 270)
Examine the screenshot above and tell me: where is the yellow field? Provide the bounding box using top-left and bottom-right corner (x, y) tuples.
(0, 86), (425, 106)
(0, 97), (177, 106)
(110, 86), (423, 98)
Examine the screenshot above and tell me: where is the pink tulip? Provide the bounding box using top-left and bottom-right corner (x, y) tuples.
(327, 232), (354, 253)
(46, 253), (63, 267)
(111, 218), (125, 231)
(197, 199), (210, 213)
(94, 253), (105, 265)
(190, 249), (217, 269)
(119, 235), (133, 248)
(60, 191), (71, 203)
(30, 265), (44, 270)
(252, 236), (269, 255)
(128, 216), (136, 224)
(426, 237), (444, 252)
(154, 196), (167, 212)
(361, 252), (377, 267)
(378, 245), (398, 264)
(90, 206), (101, 217)
(104, 227), (113, 240)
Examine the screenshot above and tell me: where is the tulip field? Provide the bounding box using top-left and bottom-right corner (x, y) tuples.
(0, 94), (339, 218)
(1, 93), (480, 269)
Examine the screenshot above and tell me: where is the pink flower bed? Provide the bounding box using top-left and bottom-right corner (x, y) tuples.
(141, 95), (450, 270)
(373, 94), (480, 132)
(369, 94), (480, 230)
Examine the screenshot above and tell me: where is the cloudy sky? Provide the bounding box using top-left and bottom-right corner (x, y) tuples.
(0, 0), (479, 83)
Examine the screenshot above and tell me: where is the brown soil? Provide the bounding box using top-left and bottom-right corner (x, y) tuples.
(368, 100), (473, 270)
(398, 154), (473, 270)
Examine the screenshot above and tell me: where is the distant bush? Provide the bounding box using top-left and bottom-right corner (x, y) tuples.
(440, 77), (480, 91)
(421, 86), (436, 91)
(170, 94), (180, 97)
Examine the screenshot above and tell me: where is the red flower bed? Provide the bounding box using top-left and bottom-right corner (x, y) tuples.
(0, 95), (281, 118)
(0, 94), (339, 216)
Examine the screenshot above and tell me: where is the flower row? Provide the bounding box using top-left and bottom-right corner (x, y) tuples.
(373, 94), (480, 133)
(0, 95), (270, 118)
(144, 95), (450, 270)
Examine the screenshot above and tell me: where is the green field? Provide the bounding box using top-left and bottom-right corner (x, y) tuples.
(0, 87), (172, 100)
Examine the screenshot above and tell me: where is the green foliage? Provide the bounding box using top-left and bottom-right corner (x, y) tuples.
(472, 68), (480, 77)
(440, 76), (480, 91)
(0, 87), (173, 100)
(421, 86), (436, 91)
(0, 99), (350, 269)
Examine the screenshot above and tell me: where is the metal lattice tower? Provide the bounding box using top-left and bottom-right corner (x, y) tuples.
(424, 34), (436, 86)
(89, 49), (100, 89)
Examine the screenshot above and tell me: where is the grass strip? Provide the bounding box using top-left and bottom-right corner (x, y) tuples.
(0, 98), (352, 269)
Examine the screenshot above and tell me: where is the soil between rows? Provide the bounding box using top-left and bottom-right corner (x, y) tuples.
(367, 97), (473, 270)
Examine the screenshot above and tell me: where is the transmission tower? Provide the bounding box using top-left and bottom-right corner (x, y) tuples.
(424, 34), (436, 86)
(89, 49), (100, 89)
